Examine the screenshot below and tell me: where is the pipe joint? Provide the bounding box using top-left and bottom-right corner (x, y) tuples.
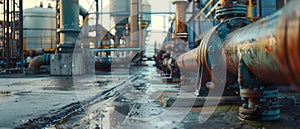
(172, 0), (189, 4)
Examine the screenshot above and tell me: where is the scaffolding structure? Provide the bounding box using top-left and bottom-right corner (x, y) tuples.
(0, 0), (23, 71)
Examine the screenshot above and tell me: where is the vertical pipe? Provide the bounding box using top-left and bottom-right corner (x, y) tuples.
(192, 0), (196, 48)
(100, 0), (103, 25)
(58, 0), (79, 47)
(248, 0), (253, 19)
(9, 0), (11, 58)
(2, 0), (6, 60)
(130, 0), (139, 51)
(173, 0), (188, 34)
(11, 0), (14, 58)
(19, 0), (23, 72)
(5, 0), (9, 68)
(95, 0), (99, 48)
(256, 0), (261, 17)
(154, 41), (157, 54)
(56, 0), (59, 44)
(138, 0), (142, 64)
(163, 15), (166, 32)
(2, 0), (4, 60)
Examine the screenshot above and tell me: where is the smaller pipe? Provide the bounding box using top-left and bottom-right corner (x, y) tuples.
(248, 0), (253, 18)
(95, 0), (99, 49)
(79, 5), (88, 20)
(19, 0), (24, 72)
(27, 54), (50, 74)
(172, 0), (189, 34)
(256, 0), (261, 17)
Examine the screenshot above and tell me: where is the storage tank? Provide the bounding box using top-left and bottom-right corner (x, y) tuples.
(110, 0), (151, 37)
(141, 0), (151, 28)
(109, 0), (130, 40)
(109, 0), (130, 25)
(23, 7), (56, 50)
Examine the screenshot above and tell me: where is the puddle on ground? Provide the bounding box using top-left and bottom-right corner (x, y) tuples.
(42, 86), (75, 91)
(43, 77), (75, 91)
(0, 90), (12, 97)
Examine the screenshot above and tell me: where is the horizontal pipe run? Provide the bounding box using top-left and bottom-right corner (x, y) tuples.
(177, 0), (300, 88)
(176, 47), (200, 72)
(91, 48), (141, 52)
(28, 54), (51, 74)
(224, 0), (300, 86)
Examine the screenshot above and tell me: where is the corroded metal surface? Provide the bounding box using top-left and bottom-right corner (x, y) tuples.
(178, 0), (300, 88)
(176, 48), (200, 72)
(276, 1), (300, 90)
(224, 0), (300, 87)
(176, 0), (300, 121)
(172, 0), (189, 34)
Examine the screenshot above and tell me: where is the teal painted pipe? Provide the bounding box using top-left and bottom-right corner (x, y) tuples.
(58, 0), (80, 46)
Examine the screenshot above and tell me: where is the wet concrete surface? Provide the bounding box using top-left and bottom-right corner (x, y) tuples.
(0, 74), (117, 128)
(56, 66), (300, 129)
(1, 64), (300, 128)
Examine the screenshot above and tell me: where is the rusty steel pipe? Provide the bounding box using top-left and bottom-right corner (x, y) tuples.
(172, 0), (189, 34)
(28, 54), (51, 74)
(176, 48), (200, 71)
(224, 0), (300, 87)
(177, 0), (300, 88)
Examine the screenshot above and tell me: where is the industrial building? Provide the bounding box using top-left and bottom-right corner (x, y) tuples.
(0, 0), (299, 128)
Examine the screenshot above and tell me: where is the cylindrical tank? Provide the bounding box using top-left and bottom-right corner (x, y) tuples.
(110, 0), (151, 32)
(23, 7), (56, 50)
(110, 0), (130, 26)
(141, 0), (151, 26)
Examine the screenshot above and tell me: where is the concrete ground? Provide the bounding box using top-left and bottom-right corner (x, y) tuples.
(0, 73), (120, 128)
(0, 65), (300, 129)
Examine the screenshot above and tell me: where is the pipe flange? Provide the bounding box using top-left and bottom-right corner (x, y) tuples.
(172, 0), (189, 4)
(172, 33), (188, 39)
(215, 4), (247, 20)
(57, 28), (81, 33)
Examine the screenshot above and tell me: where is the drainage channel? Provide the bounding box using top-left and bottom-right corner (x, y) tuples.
(15, 72), (141, 129)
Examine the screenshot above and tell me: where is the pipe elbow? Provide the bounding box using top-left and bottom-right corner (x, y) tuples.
(79, 5), (89, 19)
(28, 54), (50, 74)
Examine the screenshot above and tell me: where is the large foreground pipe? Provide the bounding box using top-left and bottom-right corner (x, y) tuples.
(223, 0), (300, 87)
(176, 0), (299, 121)
(177, 0), (300, 88)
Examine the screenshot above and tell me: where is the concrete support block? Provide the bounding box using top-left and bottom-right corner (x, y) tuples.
(50, 53), (86, 75)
